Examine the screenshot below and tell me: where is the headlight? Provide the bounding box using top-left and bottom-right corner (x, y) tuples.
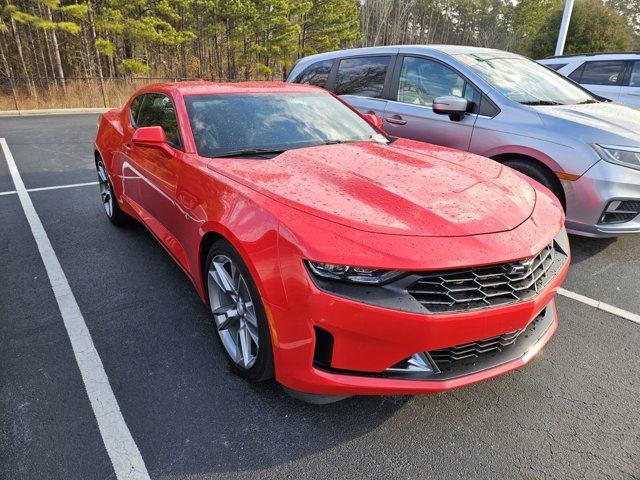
(591, 144), (640, 171)
(305, 261), (405, 285)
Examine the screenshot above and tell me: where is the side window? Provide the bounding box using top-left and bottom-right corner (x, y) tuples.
(136, 93), (182, 149)
(334, 56), (390, 98)
(397, 56), (471, 107)
(579, 61), (627, 86)
(628, 62), (640, 87)
(544, 63), (568, 71)
(294, 59), (333, 88)
(567, 63), (585, 82)
(129, 95), (143, 127)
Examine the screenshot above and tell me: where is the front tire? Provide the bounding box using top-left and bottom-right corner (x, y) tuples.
(205, 240), (274, 382)
(96, 158), (128, 225)
(503, 158), (566, 210)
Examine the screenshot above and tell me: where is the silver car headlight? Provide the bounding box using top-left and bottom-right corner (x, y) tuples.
(591, 144), (640, 171)
(305, 261), (405, 285)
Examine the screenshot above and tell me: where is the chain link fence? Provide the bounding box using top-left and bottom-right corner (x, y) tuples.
(0, 76), (239, 111)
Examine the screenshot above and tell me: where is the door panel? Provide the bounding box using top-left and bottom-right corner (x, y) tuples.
(583, 84), (622, 102)
(383, 55), (478, 151)
(343, 96), (388, 120)
(619, 61), (640, 107)
(123, 93), (189, 269)
(382, 101), (476, 150)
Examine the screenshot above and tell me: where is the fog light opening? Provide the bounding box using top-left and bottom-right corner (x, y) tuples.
(599, 200), (640, 224)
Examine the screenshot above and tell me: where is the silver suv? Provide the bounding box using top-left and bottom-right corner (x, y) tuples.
(287, 45), (640, 237)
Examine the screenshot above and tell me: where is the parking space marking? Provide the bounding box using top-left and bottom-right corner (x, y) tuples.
(559, 288), (640, 325)
(1, 138), (150, 480)
(0, 181), (98, 196)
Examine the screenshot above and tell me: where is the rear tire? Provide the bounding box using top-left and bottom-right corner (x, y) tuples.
(96, 157), (128, 225)
(503, 158), (566, 210)
(205, 240), (274, 383)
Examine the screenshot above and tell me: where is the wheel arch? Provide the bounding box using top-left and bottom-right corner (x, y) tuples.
(196, 225), (268, 306)
(491, 152), (567, 209)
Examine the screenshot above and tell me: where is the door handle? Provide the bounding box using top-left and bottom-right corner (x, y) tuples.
(123, 143), (133, 152)
(385, 115), (407, 125)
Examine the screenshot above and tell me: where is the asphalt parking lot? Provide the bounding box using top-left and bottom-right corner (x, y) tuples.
(1, 114), (639, 480)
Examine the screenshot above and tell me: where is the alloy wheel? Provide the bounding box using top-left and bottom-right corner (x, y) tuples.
(97, 161), (113, 217)
(208, 254), (260, 369)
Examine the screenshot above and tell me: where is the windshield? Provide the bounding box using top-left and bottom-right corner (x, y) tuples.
(184, 92), (386, 158)
(456, 54), (596, 106)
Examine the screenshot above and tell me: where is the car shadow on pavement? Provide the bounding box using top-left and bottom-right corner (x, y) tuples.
(567, 234), (616, 264)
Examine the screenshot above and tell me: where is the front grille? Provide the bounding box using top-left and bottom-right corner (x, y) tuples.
(428, 311), (545, 372)
(429, 329), (523, 371)
(407, 242), (566, 313)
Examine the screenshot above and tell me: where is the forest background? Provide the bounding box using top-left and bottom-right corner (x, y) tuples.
(1, 0), (638, 109)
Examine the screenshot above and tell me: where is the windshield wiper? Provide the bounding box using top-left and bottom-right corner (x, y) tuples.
(520, 100), (563, 106)
(577, 99), (598, 104)
(213, 148), (287, 158)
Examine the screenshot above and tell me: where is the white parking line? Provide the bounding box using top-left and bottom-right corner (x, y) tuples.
(558, 288), (640, 325)
(0, 181), (98, 196)
(0, 138), (150, 480)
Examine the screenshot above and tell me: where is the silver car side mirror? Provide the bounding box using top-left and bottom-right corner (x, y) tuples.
(433, 96), (469, 121)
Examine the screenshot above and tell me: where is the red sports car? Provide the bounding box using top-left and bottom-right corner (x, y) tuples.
(94, 81), (569, 403)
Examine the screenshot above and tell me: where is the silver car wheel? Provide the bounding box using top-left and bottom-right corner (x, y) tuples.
(97, 161), (113, 217)
(208, 254), (259, 369)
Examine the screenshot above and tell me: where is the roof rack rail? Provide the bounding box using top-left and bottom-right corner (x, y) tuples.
(543, 51), (640, 60)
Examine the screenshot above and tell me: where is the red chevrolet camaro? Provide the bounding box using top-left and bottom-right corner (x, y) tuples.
(94, 81), (569, 403)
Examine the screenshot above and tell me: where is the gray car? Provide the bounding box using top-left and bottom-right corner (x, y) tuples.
(287, 45), (640, 237)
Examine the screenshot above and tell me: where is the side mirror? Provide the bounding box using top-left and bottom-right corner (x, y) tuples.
(432, 96), (469, 121)
(132, 126), (174, 158)
(363, 112), (384, 130)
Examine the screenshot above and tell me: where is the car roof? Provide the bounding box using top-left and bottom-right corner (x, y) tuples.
(137, 81), (323, 96)
(296, 44), (520, 61)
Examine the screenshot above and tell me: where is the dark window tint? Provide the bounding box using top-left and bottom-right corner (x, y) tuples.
(567, 63), (585, 82)
(579, 61), (627, 85)
(334, 56), (390, 98)
(136, 94), (182, 148)
(129, 95), (143, 126)
(397, 56), (472, 107)
(478, 94), (500, 117)
(628, 61), (640, 87)
(544, 63), (568, 71)
(294, 59), (333, 88)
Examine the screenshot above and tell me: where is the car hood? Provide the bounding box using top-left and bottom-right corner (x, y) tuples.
(536, 102), (640, 145)
(206, 139), (536, 237)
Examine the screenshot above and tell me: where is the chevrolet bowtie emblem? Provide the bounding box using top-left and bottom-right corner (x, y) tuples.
(508, 260), (533, 276)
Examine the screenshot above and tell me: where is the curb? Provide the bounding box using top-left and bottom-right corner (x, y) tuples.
(0, 107), (110, 117)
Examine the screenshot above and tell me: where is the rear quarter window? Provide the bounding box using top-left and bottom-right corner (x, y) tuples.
(129, 95), (143, 127)
(334, 56), (391, 98)
(543, 63), (568, 71)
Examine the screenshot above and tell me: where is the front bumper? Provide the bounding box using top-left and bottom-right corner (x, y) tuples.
(564, 160), (640, 237)
(268, 254), (568, 396)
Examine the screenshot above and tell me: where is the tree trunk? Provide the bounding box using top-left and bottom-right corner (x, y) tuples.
(0, 36), (19, 110)
(47, 6), (66, 91)
(6, 1), (36, 96)
(87, 0), (108, 107)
